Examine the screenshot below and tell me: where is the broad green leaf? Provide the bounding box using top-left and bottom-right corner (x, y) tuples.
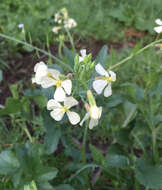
(9, 84), (19, 98)
(95, 45), (108, 66)
(89, 144), (105, 166)
(0, 98), (22, 116)
(55, 184), (75, 190)
(63, 47), (76, 67)
(105, 154), (129, 169)
(37, 167), (58, 181)
(42, 110), (61, 154)
(135, 158), (162, 189)
(0, 150), (20, 174)
(38, 182), (54, 190)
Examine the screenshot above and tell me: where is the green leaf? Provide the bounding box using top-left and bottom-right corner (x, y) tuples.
(63, 47), (76, 67)
(95, 45), (108, 66)
(135, 158), (162, 189)
(38, 182), (54, 190)
(42, 110), (61, 154)
(0, 98), (22, 116)
(37, 167), (58, 181)
(105, 155), (129, 169)
(0, 150), (20, 174)
(89, 144), (105, 165)
(55, 184), (75, 190)
(0, 69), (3, 82)
(10, 84), (19, 98)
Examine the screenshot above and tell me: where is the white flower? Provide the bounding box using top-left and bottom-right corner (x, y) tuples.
(52, 26), (61, 34)
(80, 105), (102, 129)
(64, 18), (77, 29)
(154, 18), (162, 33)
(18, 23), (25, 33)
(80, 90), (102, 129)
(47, 96), (80, 125)
(79, 49), (86, 62)
(32, 62), (72, 102)
(93, 63), (116, 97)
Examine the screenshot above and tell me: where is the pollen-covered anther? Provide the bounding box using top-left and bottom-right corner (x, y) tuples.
(56, 80), (62, 87)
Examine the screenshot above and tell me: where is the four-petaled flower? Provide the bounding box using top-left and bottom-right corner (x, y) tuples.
(154, 18), (162, 33)
(80, 90), (102, 129)
(47, 96), (80, 125)
(93, 63), (116, 97)
(79, 49), (87, 62)
(32, 62), (72, 102)
(64, 18), (77, 29)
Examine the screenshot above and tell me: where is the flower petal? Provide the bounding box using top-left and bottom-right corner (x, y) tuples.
(67, 111), (80, 125)
(95, 63), (108, 76)
(80, 113), (89, 126)
(93, 79), (107, 94)
(50, 109), (64, 121)
(47, 99), (62, 110)
(34, 62), (47, 72)
(64, 96), (78, 109)
(104, 83), (112, 97)
(62, 79), (72, 95)
(155, 18), (162, 26)
(154, 26), (162, 33)
(80, 49), (86, 57)
(41, 77), (56, 88)
(48, 69), (60, 80)
(54, 87), (66, 102)
(89, 118), (98, 129)
(109, 70), (116, 81)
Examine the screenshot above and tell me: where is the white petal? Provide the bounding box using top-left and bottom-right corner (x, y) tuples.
(155, 18), (162, 26)
(62, 79), (72, 95)
(95, 63), (108, 76)
(54, 87), (66, 102)
(80, 113), (90, 126)
(89, 118), (98, 129)
(154, 26), (162, 33)
(64, 97), (78, 109)
(48, 69), (60, 80)
(67, 111), (80, 125)
(93, 79), (107, 94)
(40, 77), (56, 88)
(104, 83), (112, 97)
(109, 70), (116, 81)
(50, 109), (64, 121)
(34, 62), (47, 72)
(80, 49), (86, 57)
(47, 99), (62, 110)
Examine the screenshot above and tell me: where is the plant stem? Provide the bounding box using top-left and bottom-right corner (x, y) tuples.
(0, 33), (73, 71)
(152, 129), (158, 163)
(23, 126), (33, 143)
(81, 121), (89, 164)
(110, 39), (162, 70)
(65, 28), (76, 52)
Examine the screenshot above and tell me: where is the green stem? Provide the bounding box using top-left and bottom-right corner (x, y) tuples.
(23, 126), (33, 143)
(65, 28), (76, 52)
(0, 33), (73, 71)
(110, 39), (162, 70)
(81, 122), (89, 164)
(152, 129), (158, 163)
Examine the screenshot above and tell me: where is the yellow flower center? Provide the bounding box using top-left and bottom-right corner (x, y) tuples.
(104, 76), (115, 82)
(61, 106), (68, 114)
(56, 80), (62, 87)
(47, 72), (54, 79)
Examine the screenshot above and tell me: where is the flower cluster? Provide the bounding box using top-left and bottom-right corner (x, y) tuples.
(52, 8), (77, 34)
(32, 52), (116, 129)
